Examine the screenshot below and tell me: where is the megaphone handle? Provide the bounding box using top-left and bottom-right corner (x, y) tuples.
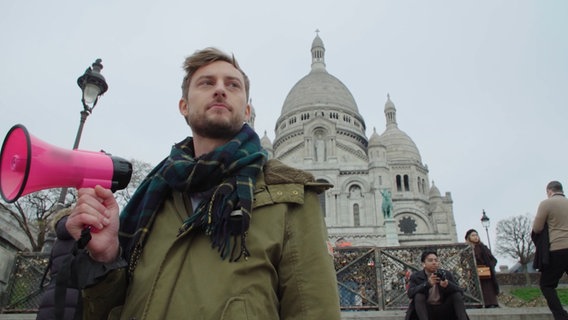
(75, 225), (100, 252)
(76, 227), (92, 251)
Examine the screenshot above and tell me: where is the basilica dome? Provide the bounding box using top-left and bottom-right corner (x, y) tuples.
(280, 34), (359, 116)
(281, 70), (359, 115)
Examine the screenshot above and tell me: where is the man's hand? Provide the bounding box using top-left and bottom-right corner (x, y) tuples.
(66, 185), (120, 263)
(428, 273), (438, 286)
(439, 279), (449, 288)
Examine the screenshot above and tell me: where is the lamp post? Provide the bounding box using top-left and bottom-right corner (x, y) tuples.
(481, 209), (491, 250)
(56, 59), (108, 205)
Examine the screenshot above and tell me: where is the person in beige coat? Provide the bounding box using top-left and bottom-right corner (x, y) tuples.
(65, 47), (341, 319)
(533, 180), (568, 320)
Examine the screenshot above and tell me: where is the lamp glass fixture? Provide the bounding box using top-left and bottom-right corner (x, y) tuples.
(83, 83), (101, 106)
(481, 213), (490, 228)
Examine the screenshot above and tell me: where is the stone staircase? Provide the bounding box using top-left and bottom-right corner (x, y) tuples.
(341, 307), (553, 320)
(0, 308), (555, 320)
(0, 288), (556, 320)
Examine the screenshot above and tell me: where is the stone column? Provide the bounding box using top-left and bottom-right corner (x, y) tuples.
(384, 218), (400, 246)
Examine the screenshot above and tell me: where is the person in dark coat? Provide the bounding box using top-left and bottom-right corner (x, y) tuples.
(36, 208), (80, 320)
(405, 250), (470, 320)
(465, 228), (500, 308)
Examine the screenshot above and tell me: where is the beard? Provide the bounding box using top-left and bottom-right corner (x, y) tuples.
(188, 113), (244, 139)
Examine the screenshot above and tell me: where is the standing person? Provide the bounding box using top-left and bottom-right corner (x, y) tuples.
(37, 208), (80, 320)
(405, 250), (469, 320)
(65, 47), (341, 320)
(464, 229), (499, 308)
(533, 180), (568, 320)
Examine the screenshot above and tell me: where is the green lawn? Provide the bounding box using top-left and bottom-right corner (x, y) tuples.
(511, 287), (568, 305)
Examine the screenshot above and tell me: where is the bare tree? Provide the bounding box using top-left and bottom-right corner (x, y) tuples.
(114, 158), (153, 207)
(0, 158), (153, 252)
(495, 214), (535, 283)
(0, 188), (76, 252)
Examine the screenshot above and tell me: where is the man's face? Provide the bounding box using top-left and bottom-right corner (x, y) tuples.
(422, 253), (439, 273)
(179, 60), (250, 139)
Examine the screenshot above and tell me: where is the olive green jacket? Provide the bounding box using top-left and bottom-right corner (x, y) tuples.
(83, 160), (341, 320)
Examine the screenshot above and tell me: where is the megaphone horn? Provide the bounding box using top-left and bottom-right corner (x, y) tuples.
(0, 124), (132, 203)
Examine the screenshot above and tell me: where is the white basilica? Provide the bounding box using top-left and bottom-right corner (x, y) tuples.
(256, 33), (458, 247)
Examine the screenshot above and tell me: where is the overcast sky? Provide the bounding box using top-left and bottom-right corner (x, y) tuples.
(1, 1), (567, 267)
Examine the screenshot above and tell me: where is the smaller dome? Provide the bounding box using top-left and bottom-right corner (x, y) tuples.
(368, 127), (383, 147)
(380, 95), (422, 163)
(380, 128), (422, 162)
(429, 181), (441, 198)
(261, 131), (273, 150)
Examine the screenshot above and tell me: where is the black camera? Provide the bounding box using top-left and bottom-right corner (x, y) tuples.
(434, 270), (446, 281)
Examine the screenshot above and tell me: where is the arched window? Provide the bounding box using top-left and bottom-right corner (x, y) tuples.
(349, 185), (362, 198)
(404, 175), (410, 191)
(353, 204), (360, 226)
(396, 175), (402, 192)
(418, 178), (426, 194)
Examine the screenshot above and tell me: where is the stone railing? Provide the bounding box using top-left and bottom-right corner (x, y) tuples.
(5, 244), (551, 314)
(334, 244), (483, 311)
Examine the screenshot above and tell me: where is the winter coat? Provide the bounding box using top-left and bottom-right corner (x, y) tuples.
(472, 242), (500, 295)
(533, 193), (568, 251)
(532, 223), (550, 271)
(405, 269), (467, 320)
(81, 159), (341, 320)
(36, 212), (80, 320)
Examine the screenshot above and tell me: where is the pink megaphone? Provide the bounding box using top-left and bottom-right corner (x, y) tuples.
(0, 124), (132, 203)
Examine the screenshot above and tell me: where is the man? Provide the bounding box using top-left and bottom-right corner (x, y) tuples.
(37, 208), (80, 320)
(405, 250), (469, 320)
(65, 48), (341, 319)
(533, 180), (568, 320)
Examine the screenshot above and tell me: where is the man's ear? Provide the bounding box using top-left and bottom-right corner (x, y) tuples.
(244, 103), (251, 121)
(179, 98), (188, 116)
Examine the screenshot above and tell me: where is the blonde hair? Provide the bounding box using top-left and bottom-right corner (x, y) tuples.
(180, 47), (250, 100)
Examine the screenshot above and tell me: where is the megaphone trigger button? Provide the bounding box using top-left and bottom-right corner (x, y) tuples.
(87, 225), (101, 233)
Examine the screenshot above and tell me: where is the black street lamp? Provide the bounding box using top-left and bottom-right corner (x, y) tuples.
(73, 58), (108, 150)
(56, 59), (108, 205)
(481, 209), (491, 250)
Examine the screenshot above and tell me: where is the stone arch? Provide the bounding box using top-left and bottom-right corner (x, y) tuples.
(340, 177), (371, 194)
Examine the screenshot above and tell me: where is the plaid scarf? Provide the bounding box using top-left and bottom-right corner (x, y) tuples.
(119, 124), (267, 269)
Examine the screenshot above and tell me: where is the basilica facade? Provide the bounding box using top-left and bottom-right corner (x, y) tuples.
(257, 34), (458, 247)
